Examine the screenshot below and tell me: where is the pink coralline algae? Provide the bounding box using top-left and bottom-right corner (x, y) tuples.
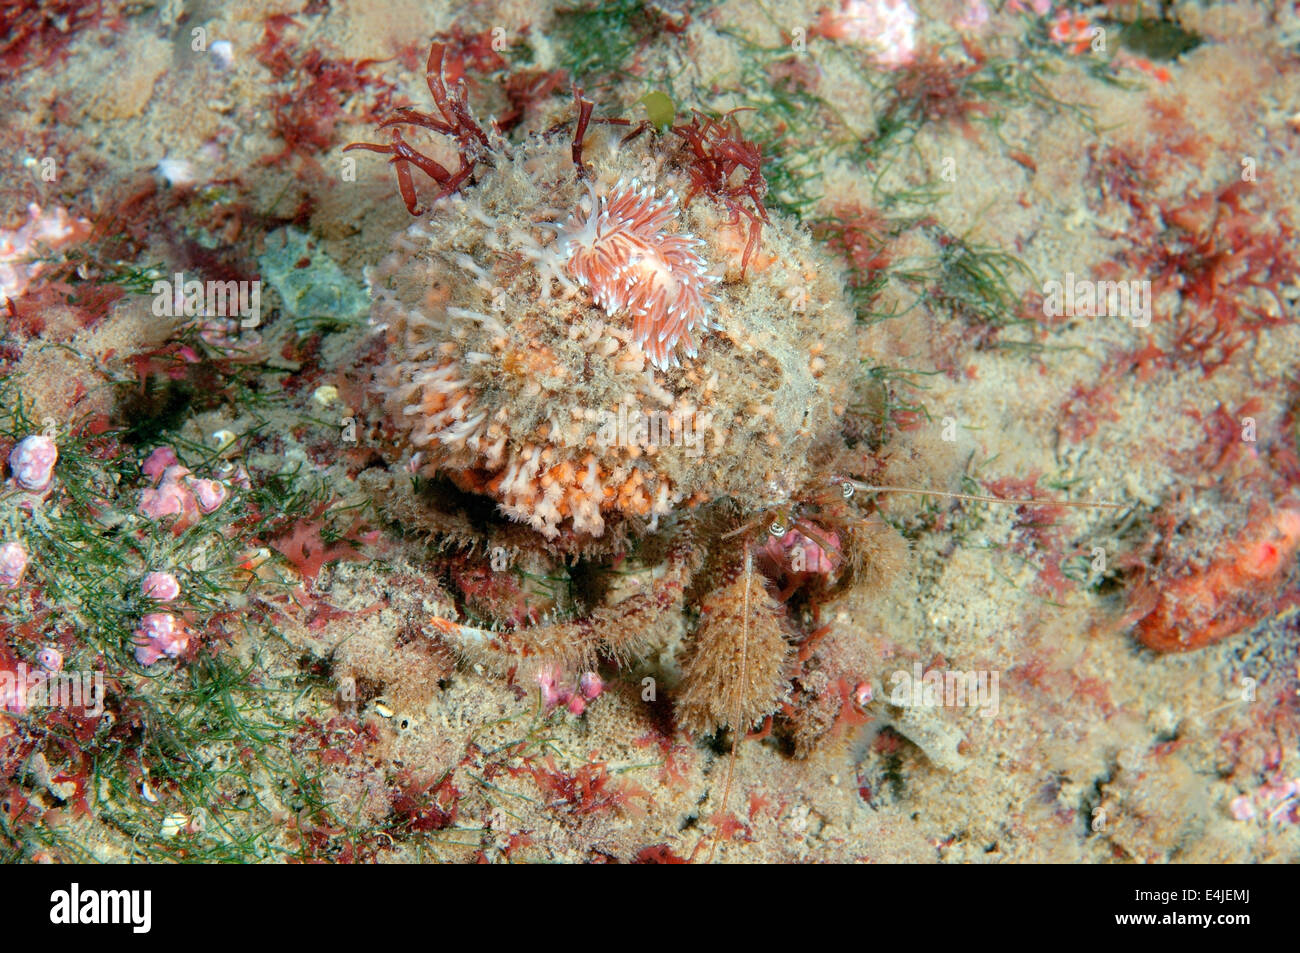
(558, 180), (718, 369)
(0, 542), (28, 589)
(813, 0), (919, 70)
(8, 434), (57, 492)
(142, 571), (181, 601)
(1230, 777), (1299, 825)
(36, 647), (62, 672)
(137, 449), (229, 522)
(141, 446), (180, 483)
(139, 467), (196, 521)
(189, 478), (227, 514)
(0, 203), (92, 307)
(133, 612), (189, 666)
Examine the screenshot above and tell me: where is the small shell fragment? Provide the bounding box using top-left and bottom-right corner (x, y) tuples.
(312, 384), (339, 406)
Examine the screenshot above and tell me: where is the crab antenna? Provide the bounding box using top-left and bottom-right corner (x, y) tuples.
(837, 479), (1127, 510)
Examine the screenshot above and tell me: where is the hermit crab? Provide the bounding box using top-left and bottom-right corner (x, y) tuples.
(345, 42), (1121, 857)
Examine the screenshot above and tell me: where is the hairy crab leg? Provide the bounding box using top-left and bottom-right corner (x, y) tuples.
(426, 527), (701, 681)
(690, 544), (753, 865)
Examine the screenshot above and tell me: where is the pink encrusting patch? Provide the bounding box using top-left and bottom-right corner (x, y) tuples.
(558, 180), (719, 370)
(0, 203), (92, 307)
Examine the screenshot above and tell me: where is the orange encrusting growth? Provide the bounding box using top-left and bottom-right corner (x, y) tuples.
(445, 450), (673, 540)
(1134, 506), (1300, 653)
